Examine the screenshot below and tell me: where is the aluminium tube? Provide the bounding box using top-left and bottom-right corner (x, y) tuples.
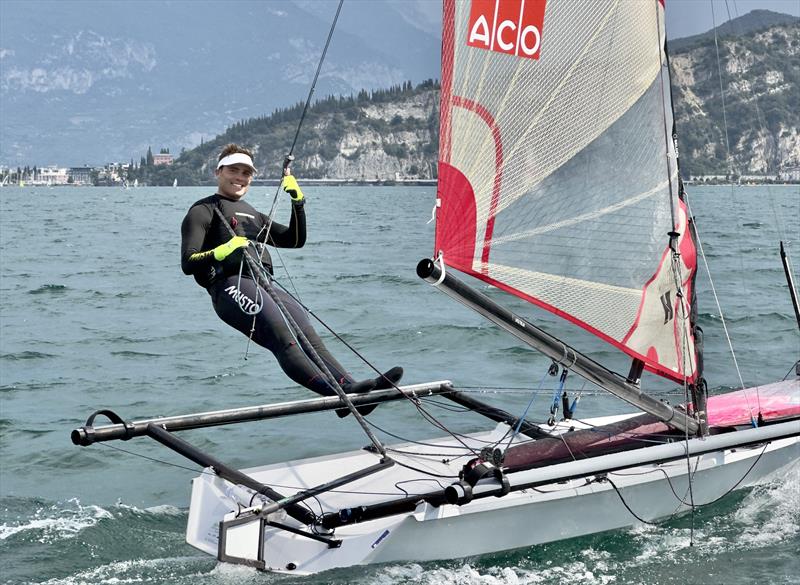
(71, 381), (453, 446)
(780, 241), (800, 332)
(417, 259), (699, 435)
(145, 423), (317, 526)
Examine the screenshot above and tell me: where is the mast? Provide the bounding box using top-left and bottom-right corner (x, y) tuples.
(418, 259), (699, 435)
(780, 241), (800, 333)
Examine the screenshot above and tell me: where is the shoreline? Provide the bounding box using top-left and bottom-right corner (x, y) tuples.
(3, 179), (799, 188)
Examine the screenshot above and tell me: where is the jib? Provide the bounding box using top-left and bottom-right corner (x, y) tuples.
(467, 0), (547, 60)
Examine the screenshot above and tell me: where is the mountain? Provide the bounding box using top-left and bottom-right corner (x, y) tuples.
(669, 9), (799, 51)
(135, 11), (798, 185)
(0, 0), (440, 166)
(2, 4), (796, 178)
(669, 14), (799, 176)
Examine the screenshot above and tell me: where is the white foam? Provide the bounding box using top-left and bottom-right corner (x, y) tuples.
(735, 463), (800, 547)
(113, 502), (184, 517)
(369, 562), (614, 585)
(34, 556), (208, 585)
(0, 498), (112, 543)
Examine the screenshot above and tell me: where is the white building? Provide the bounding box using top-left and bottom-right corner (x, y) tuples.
(35, 166), (69, 185)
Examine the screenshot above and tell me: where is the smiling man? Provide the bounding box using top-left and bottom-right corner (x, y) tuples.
(180, 144), (402, 412)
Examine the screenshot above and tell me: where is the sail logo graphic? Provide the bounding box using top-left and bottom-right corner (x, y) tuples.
(466, 0), (547, 60)
(660, 291), (674, 324)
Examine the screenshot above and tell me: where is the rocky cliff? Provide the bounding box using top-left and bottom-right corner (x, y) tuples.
(670, 13), (799, 177)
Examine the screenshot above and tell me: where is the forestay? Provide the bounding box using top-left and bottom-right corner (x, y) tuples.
(436, 0), (699, 383)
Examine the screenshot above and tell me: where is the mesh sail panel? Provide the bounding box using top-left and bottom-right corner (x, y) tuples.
(437, 0), (697, 382)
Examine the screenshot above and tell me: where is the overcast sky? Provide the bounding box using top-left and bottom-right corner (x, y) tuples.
(665, 0), (800, 38)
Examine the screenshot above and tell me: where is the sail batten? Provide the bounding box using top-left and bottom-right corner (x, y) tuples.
(437, 0), (698, 382)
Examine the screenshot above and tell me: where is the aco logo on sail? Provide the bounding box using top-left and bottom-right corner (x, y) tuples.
(466, 0), (547, 60)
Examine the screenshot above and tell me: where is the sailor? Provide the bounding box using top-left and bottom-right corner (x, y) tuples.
(180, 143), (402, 414)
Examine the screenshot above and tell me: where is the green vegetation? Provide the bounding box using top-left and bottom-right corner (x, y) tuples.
(131, 79), (440, 185)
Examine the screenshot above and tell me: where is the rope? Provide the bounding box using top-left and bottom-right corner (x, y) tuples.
(255, 0), (345, 302)
(268, 278), (483, 458)
(685, 170), (755, 421)
(604, 442), (770, 527)
(214, 208), (387, 456)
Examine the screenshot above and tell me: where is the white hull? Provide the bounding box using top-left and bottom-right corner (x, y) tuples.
(186, 413), (800, 574)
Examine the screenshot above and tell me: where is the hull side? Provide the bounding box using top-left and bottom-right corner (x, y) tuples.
(187, 418), (800, 574)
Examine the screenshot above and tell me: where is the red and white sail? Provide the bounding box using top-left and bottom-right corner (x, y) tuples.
(437, 0), (698, 382)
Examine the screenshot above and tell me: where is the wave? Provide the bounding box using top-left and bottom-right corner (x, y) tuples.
(697, 311), (794, 324)
(33, 556), (212, 585)
(307, 239), (353, 246)
(110, 350), (166, 358)
(0, 498), (112, 544)
(333, 273), (414, 285)
(28, 284), (68, 295)
(0, 350), (57, 360)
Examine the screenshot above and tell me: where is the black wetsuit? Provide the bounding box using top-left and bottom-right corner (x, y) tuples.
(180, 194), (357, 396)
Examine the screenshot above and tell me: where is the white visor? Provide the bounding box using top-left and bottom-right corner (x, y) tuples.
(217, 152), (257, 172)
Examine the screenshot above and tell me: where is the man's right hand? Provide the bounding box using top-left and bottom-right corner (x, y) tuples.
(213, 235), (249, 261)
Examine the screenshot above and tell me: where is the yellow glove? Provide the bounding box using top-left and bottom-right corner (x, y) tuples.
(213, 236), (248, 261)
(282, 175), (304, 202)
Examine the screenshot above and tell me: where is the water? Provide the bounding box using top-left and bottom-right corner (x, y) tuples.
(1, 184), (798, 584)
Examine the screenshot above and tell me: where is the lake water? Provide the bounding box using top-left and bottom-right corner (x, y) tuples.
(1, 184), (798, 584)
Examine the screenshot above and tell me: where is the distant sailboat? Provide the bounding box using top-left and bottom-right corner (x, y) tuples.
(173, 178), (178, 188)
(134, 179), (139, 188)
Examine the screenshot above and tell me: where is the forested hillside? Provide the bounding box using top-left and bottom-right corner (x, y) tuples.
(133, 12), (799, 185)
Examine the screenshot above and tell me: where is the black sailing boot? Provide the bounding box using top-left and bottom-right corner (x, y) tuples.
(336, 367), (403, 418)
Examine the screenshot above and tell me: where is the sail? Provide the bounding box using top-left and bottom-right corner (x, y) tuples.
(437, 0), (698, 382)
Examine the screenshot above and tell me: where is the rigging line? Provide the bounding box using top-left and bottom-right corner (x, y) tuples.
(454, 386), (692, 397)
(256, 0), (345, 304)
(654, 0), (678, 230)
(613, 462), (699, 507)
(602, 476), (665, 526)
(785, 360), (800, 381)
(502, 369), (550, 453)
(268, 278), (483, 458)
(394, 478), (449, 498)
(610, 442), (769, 517)
(101, 441), (405, 504)
(682, 372), (697, 544)
(718, 0), (790, 328)
(234, 250), (263, 360)
(288, 0), (344, 160)
(390, 457), (460, 480)
(723, 0), (780, 214)
(98, 442), (214, 476)
(712, 0), (756, 333)
(214, 208), (387, 456)
(686, 197), (751, 403)
(711, 1), (734, 181)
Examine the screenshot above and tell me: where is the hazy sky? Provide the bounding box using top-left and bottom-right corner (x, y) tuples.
(665, 0), (800, 38)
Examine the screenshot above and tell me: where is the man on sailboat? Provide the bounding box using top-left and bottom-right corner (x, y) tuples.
(180, 144), (402, 414)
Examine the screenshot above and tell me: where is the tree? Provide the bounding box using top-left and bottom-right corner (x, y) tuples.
(146, 146), (154, 166)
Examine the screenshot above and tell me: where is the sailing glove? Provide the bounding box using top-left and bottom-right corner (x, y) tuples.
(213, 235), (249, 261)
(282, 175), (304, 202)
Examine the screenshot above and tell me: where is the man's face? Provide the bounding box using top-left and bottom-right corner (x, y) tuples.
(216, 163), (254, 200)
